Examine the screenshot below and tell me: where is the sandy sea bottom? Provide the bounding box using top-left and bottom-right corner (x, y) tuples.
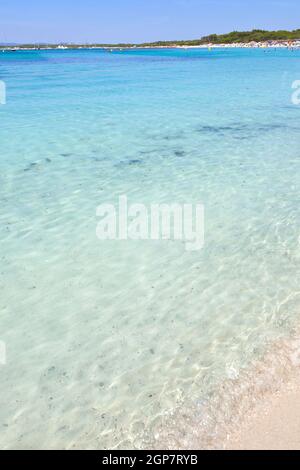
(0, 48), (300, 449)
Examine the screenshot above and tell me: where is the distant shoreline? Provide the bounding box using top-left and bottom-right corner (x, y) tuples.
(3, 28), (300, 51)
(2, 40), (300, 52)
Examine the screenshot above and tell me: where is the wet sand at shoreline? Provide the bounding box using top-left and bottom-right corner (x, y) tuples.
(225, 374), (300, 450)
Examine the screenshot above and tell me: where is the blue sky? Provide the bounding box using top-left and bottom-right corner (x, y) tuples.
(1, 0), (300, 44)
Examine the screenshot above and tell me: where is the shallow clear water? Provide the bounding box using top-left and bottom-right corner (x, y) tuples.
(0, 48), (300, 449)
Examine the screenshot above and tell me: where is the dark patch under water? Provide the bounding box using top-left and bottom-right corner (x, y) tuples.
(24, 158), (52, 172)
(115, 158), (143, 168)
(196, 122), (288, 139)
(174, 150), (186, 157)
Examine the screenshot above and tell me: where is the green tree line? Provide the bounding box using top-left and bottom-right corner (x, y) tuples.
(2, 29), (300, 49)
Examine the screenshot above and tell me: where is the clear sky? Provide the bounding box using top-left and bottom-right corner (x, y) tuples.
(1, 0), (300, 44)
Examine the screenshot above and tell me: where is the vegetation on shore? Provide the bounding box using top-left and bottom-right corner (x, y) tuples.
(200, 29), (300, 44)
(2, 29), (300, 49)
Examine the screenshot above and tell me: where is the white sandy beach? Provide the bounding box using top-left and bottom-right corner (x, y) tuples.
(225, 373), (300, 450)
(222, 330), (300, 450)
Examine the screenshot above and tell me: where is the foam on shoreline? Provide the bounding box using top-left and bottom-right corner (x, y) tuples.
(132, 325), (300, 450)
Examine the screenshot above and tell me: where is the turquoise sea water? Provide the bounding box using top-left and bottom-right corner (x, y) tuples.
(0, 48), (300, 449)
